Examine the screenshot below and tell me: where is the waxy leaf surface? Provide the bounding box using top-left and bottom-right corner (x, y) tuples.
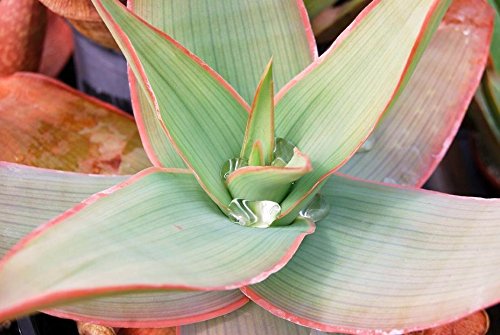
(180, 302), (311, 335)
(93, 0), (249, 209)
(341, 0), (494, 186)
(0, 73), (149, 174)
(275, 0), (451, 224)
(0, 168), (314, 321)
(244, 175), (500, 334)
(0, 164), (247, 326)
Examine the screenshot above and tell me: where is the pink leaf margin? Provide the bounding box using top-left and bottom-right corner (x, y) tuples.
(93, 0), (251, 210)
(0, 166), (315, 322)
(274, 0), (450, 221)
(241, 172), (500, 334)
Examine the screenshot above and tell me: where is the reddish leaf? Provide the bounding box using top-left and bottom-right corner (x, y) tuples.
(0, 72), (150, 174)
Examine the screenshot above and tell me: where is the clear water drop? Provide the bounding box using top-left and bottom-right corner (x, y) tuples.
(228, 198), (281, 228)
(357, 137), (375, 153)
(220, 158), (248, 180)
(299, 193), (330, 222)
(271, 137), (295, 166)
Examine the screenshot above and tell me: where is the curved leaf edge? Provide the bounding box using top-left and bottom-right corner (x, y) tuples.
(92, 0), (251, 210)
(5, 72), (135, 123)
(413, 0), (494, 187)
(43, 295), (249, 328)
(275, 0), (451, 222)
(242, 172), (500, 334)
(0, 168), (315, 321)
(295, 0), (319, 60)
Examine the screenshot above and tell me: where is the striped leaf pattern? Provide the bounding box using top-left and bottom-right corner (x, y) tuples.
(274, 0), (452, 224)
(179, 302), (311, 335)
(341, 0), (494, 186)
(93, 0), (250, 209)
(244, 174), (500, 333)
(130, 0), (316, 104)
(0, 168), (314, 321)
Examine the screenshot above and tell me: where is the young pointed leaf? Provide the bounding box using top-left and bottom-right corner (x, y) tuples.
(340, 0), (494, 186)
(0, 163), (125, 257)
(241, 61), (275, 165)
(0, 168), (314, 321)
(129, 0), (316, 103)
(227, 149), (312, 203)
(179, 302), (311, 335)
(243, 175), (500, 333)
(0, 73), (149, 174)
(47, 290), (247, 328)
(0, 163), (246, 327)
(274, 0), (452, 224)
(92, 0), (249, 210)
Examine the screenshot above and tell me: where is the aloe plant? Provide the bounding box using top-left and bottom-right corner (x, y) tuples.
(0, 0), (499, 334)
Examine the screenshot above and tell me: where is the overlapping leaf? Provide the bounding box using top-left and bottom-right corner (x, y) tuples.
(274, 0), (452, 224)
(0, 168), (314, 321)
(244, 175), (500, 333)
(0, 73), (149, 174)
(341, 0), (494, 186)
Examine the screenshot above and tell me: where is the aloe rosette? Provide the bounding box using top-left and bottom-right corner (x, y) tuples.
(0, 0), (500, 334)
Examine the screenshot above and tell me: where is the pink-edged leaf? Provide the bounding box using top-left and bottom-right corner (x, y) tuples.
(0, 162), (125, 258)
(38, 10), (74, 77)
(0, 72), (150, 174)
(0, 168), (314, 322)
(92, 0), (250, 210)
(0, 0), (46, 76)
(274, 0), (452, 225)
(129, 0), (316, 104)
(243, 174), (500, 334)
(127, 0), (316, 169)
(179, 302), (311, 335)
(341, 0), (494, 187)
(46, 290), (247, 328)
(0, 163), (247, 327)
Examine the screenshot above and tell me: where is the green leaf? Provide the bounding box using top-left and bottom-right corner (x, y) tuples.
(0, 73), (150, 174)
(0, 168), (314, 321)
(488, 0), (500, 71)
(0, 164), (247, 326)
(129, 74), (186, 169)
(304, 0), (339, 18)
(243, 174), (500, 333)
(241, 60), (275, 166)
(129, 0), (316, 103)
(227, 148), (312, 203)
(340, 0), (494, 186)
(47, 290), (247, 328)
(92, 0), (250, 210)
(0, 163), (125, 257)
(274, 0), (452, 224)
(180, 302), (311, 335)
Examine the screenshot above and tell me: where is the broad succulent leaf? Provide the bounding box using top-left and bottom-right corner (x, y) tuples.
(0, 162), (125, 257)
(274, 0), (452, 224)
(240, 60), (275, 166)
(243, 175), (500, 333)
(92, 0), (250, 210)
(179, 302), (311, 335)
(0, 168), (314, 321)
(341, 0), (494, 186)
(129, 0), (316, 103)
(0, 73), (149, 174)
(127, 0), (316, 169)
(47, 290), (247, 328)
(0, 164), (247, 326)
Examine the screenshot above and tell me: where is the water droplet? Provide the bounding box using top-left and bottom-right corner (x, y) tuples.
(271, 137), (295, 166)
(220, 158), (248, 180)
(299, 193), (330, 222)
(357, 137), (376, 153)
(228, 198), (281, 228)
(382, 177), (398, 184)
